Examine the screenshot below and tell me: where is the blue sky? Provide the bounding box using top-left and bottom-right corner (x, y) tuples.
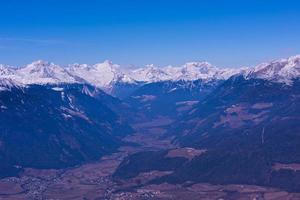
(0, 0), (300, 67)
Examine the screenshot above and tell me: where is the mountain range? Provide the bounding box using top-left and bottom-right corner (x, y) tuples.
(1, 55), (300, 193)
(1, 55), (300, 93)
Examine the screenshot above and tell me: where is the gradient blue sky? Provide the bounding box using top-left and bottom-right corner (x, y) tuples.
(0, 0), (300, 68)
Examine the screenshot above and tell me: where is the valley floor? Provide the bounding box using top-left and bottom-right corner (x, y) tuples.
(1, 118), (300, 200)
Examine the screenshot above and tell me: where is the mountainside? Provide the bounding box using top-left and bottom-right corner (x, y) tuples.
(114, 75), (300, 192)
(0, 78), (23, 91)
(0, 83), (133, 178)
(0, 64), (16, 76)
(170, 76), (300, 147)
(166, 76), (300, 191)
(124, 80), (221, 121)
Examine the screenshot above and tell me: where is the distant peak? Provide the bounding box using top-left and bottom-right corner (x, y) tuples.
(287, 54), (300, 63)
(94, 60), (120, 69)
(68, 63), (89, 68)
(103, 60), (113, 65)
(30, 60), (51, 66)
(144, 64), (156, 68)
(184, 61), (212, 67)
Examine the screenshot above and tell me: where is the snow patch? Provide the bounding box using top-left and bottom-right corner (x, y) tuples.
(52, 87), (64, 91)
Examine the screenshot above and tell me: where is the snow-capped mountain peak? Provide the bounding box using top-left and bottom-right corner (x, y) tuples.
(16, 60), (80, 85)
(67, 60), (126, 90)
(93, 60), (119, 71)
(216, 67), (246, 80)
(178, 61), (217, 81)
(183, 61), (214, 71)
(129, 64), (172, 82)
(245, 55), (300, 84)
(20, 60), (59, 75)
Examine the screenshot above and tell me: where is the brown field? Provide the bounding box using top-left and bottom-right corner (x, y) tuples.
(273, 163), (300, 171)
(166, 147), (206, 160)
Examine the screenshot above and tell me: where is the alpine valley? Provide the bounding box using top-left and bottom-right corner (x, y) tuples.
(1, 55), (300, 199)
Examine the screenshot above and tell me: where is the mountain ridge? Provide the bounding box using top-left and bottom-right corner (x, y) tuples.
(1, 55), (299, 92)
